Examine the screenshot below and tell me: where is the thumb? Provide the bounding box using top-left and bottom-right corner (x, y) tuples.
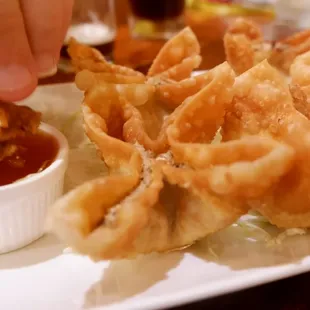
(0, 0), (37, 102)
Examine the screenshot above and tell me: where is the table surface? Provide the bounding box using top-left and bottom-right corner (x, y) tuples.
(39, 8), (310, 310)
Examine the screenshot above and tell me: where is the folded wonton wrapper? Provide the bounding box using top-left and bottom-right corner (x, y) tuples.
(269, 29), (310, 74)
(223, 60), (310, 228)
(224, 18), (272, 75)
(48, 30), (295, 259)
(289, 51), (310, 118)
(224, 18), (310, 76)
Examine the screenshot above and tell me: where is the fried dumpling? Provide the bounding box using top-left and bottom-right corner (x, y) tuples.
(147, 27), (201, 81)
(48, 58), (294, 260)
(224, 18), (310, 76)
(289, 51), (310, 118)
(224, 18), (271, 75)
(223, 60), (310, 228)
(269, 29), (310, 74)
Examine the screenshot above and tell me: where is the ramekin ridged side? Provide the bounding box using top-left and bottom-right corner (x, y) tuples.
(0, 123), (68, 254)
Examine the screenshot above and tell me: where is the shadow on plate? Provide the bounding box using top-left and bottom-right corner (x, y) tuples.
(83, 252), (183, 309)
(82, 221), (310, 308)
(0, 234), (64, 269)
(189, 223), (310, 270)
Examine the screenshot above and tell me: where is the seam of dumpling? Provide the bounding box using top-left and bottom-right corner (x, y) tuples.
(104, 143), (154, 226)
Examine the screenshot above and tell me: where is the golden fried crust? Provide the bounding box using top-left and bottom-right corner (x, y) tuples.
(226, 18), (263, 42)
(69, 27), (202, 112)
(223, 60), (310, 228)
(289, 84), (310, 119)
(156, 65), (225, 110)
(69, 29), (206, 154)
(224, 33), (255, 75)
(223, 18), (271, 75)
(81, 78), (171, 154)
(167, 62), (294, 199)
(48, 61), (246, 259)
(290, 51), (310, 89)
(147, 27), (201, 79)
(289, 51), (310, 119)
(50, 24), (310, 262)
(223, 18), (310, 75)
(167, 62), (235, 147)
(68, 38), (146, 81)
(48, 48), (296, 260)
(269, 29), (310, 73)
(75, 69), (145, 91)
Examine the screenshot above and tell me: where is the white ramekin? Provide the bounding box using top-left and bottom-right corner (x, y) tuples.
(0, 123), (69, 254)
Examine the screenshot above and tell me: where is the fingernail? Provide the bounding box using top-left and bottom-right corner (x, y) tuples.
(0, 65), (33, 92)
(36, 54), (57, 78)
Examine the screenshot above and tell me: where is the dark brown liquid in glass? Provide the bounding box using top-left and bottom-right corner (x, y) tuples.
(0, 131), (59, 186)
(129, 0), (185, 21)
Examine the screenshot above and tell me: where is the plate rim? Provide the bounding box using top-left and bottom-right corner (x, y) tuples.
(10, 75), (310, 310)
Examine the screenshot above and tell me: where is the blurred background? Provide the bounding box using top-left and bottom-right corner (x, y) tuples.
(56, 0), (310, 77)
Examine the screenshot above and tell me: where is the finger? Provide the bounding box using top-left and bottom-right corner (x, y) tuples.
(0, 0), (37, 102)
(20, 0), (74, 78)
(61, 0), (74, 40)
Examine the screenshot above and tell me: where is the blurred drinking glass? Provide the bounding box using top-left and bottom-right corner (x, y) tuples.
(128, 0), (186, 40)
(272, 0), (310, 41)
(63, 0), (116, 57)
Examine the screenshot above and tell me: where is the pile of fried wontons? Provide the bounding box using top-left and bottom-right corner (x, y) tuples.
(48, 18), (310, 261)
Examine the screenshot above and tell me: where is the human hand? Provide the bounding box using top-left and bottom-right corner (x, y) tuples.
(0, 0), (73, 102)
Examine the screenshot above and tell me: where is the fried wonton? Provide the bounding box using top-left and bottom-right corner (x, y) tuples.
(289, 83), (310, 120)
(289, 51), (310, 119)
(222, 60), (310, 228)
(224, 18), (272, 75)
(269, 29), (310, 74)
(48, 27), (295, 260)
(224, 18), (310, 75)
(68, 27), (207, 153)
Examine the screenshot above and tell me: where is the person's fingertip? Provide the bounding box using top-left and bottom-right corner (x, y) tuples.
(0, 65), (37, 101)
(36, 53), (58, 78)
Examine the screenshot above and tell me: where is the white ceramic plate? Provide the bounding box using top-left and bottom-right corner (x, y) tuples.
(2, 80), (310, 310)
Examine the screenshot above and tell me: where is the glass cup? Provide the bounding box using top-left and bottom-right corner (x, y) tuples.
(63, 0), (116, 57)
(128, 0), (186, 40)
(272, 0), (310, 41)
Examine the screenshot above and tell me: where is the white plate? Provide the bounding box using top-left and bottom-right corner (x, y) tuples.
(2, 80), (310, 310)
